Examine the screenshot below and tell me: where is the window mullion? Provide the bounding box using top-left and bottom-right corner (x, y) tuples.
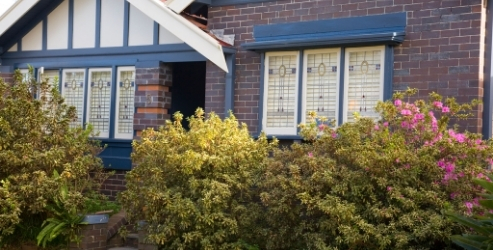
(338, 47), (345, 126)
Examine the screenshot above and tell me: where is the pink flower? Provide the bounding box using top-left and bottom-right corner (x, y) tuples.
(433, 101), (443, 108)
(318, 124), (325, 131)
(414, 113), (425, 121)
(401, 109), (412, 116)
(394, 99), (402, 106)
(331, 132), (337, 139)
(383, 122), (389, 127)
(387, 186), (392, 192)
(308, 152), (313, 157)
(442, 106), (450, 113)
(450, 193), (458, 199)
(374, 125), (379, 131)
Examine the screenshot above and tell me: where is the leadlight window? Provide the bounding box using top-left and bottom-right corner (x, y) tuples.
(56, 67), (136, 139)
(62, 69), (86, 128)
(87, 69), (112, 138)
(262, 52), (299, 135)
(115, 67), (136, 139)
(262, 46), (386, 136)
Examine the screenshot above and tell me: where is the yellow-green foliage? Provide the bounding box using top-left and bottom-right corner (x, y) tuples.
(0, 69), (108, 247)
(119, 109), (276, 250)
(249, 90), (492, 249)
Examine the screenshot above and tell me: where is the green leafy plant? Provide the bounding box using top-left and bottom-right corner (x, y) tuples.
(246, 89), (491, 249)
(447, 173), (493, 250)
(37, 170), (86, 248)
(119, 109), (277, 249)
(0, 68), (110, 248)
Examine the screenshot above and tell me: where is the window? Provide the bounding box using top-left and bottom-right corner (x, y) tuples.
(262, 46), (386, 136)
(58, 67), (135, 139)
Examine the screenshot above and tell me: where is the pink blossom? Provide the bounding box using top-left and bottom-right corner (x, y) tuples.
(395, 158), (400, 163)
(383, 122), (389, 127)
(394, 99), (402, 107)
(401, 121), (410, 129)
(308, 152), (313, 157)
(331, 132), (337, 139)
(458, 172), (465, 178)
(404, 164), (410, 169)
(374, 125), (379, 131)
(450, 193), (458, 199)
(318, 124), (325, 131)
(401, 109), (412, 116)
(414, 113), (425, 121)
(433, 101), (443, 108)
(442, 106), (450, 113)
(387, 186), (392, 192)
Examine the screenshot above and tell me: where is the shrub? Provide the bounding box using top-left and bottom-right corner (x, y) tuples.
(248, 89), (492, 249)
(119, 109), (276, 250)
(446, 173), (493, 250)
(0, 69), (109, 248)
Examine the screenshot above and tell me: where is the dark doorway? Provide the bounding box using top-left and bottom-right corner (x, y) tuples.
(170, 61), (206, 129)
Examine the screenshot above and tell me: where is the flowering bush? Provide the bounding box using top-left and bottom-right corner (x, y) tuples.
(248, 89), (491, 249)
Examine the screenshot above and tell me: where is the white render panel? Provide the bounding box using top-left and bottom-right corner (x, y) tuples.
(128, 4), (154, 46)
(22, 21), (43, 51)
(73, 0), (96, 49)
(100, 0), (125, 47)
(8, 43), (17, 52)
(47, 0), (69, 50)
(159, 25), (183, 44)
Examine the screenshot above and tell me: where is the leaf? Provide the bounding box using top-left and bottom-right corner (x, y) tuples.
(450, 235), (485, 250)
(446, 212), (490, 235)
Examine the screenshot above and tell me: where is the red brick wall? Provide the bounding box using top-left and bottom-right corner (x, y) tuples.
(100, 170), (127, 201)
(206, 0), (485, 133)
(0, 73), (13, 83)
(134, 63), (173, 137)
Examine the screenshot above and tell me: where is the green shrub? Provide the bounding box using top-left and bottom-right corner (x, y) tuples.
(0, 69), (109, 248)
(119, 109), (276, 250)
(446, 173), (493, 250)
(248, 89), (491, 249)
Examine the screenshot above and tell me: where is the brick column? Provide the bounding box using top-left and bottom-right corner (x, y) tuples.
(134, 62), (173, 137)
(70, 224), (107, 250)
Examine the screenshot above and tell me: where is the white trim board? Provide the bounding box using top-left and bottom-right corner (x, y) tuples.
(127, 0), (229, 72)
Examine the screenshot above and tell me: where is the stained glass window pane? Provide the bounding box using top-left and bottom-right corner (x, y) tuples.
(63, 70), (85, 128)
(265, 54), (298, 130)
(346, 48), (383, 122)
(116, 68), (135, 139)
(87, 70), (112, 138)
(305, 51), (339, 122)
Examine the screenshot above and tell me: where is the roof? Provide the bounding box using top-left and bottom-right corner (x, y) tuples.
(0, 0), (229, 72)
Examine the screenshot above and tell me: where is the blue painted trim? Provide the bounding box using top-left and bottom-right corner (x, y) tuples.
(109, 65), (117, 138)
(338, 48), (345, 126)
(123, 1), (130, 47)
(0, 0), (65, 50)
(58, 68), (62, 91)
(3, 44), (199, 59)
(42, 18), (47, 51)
(195, 0), (212, 4)
(153, 22), (159, 46)
(243, 13), (406, 51)
(95, 0), (102, 49)
(383, 45), (393, 101)
(222, 47), (236, 54)
(82, 68), (89, 129)
(68, 0), (74, 50)
(211, 0), (274, 6)
(483, 0), (493, 138)
(297, 50), (304, 133)
(135, 60), (162, 68)
(257, 52), (265, 137)
(0, 66), (14, 73)
(5, 51), (204, 68)
(18, 39), (22, 52)
(224, 53), (236, 117)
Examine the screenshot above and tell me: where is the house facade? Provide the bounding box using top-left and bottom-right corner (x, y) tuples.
(0, 0), (492, 198)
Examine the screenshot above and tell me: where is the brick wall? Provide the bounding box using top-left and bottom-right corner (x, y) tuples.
(207, 0), (485, 133)
(134, 63), (173, 137)
(100, 170), (127, 201)
(0, 72), (13, 83)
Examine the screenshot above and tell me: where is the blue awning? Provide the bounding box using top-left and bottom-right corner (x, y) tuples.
(242, 12), (406, 50)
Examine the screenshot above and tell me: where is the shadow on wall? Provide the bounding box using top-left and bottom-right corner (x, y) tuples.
(170, 61), (206, 129)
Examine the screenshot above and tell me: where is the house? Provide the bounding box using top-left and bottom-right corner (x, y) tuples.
(0, 0), (491, 198)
